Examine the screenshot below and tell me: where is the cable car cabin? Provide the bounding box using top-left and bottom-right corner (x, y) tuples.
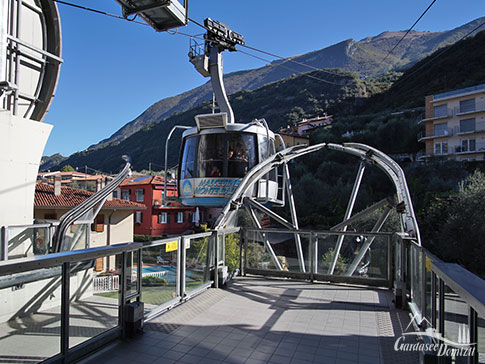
(178, 114), (278, 207)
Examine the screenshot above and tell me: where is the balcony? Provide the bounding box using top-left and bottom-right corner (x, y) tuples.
(418, 104), (485, 125)
(418, 128), (455, 142)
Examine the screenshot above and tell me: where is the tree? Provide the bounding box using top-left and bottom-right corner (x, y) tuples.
(61, 164), (75, 172)
(423, 170), (485, 278)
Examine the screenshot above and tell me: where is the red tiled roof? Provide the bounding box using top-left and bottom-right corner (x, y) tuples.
(121, 175), (164, 186)
(35, 182), (145, 210)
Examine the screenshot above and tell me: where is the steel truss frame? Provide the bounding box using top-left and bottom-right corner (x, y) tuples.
(214, 142), (421, 275)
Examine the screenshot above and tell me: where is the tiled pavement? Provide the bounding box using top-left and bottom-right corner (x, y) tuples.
(82, 276), (418, 364)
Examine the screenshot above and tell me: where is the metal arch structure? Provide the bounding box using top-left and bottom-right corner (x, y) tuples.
(214, 142), (421, 275)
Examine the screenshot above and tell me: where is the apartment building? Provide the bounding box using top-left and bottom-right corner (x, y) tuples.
(118, 175), (198, 236)
(418, 84), (485, 161)
(276, 115), (332, 150)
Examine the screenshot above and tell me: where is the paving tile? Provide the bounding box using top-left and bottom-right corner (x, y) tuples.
(178, 353), (203, 364)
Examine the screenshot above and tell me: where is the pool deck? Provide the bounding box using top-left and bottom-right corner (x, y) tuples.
(82, 276), (418, 364)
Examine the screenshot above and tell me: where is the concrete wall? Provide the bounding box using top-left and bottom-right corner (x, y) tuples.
(0, 115), (52, 227)
(90, 210), (134, 248)
(0, 268), (94, 324)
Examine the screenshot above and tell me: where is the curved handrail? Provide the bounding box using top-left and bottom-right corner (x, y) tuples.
(214, 143), (421, 244)
(52, 158), (132, 252)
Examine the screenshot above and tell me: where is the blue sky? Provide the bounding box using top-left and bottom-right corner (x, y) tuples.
(43, 0), (484, 156)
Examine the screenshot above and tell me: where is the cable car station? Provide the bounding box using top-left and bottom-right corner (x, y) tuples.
(0, 1), (484, 363)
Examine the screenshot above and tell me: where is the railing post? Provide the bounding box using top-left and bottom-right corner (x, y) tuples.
(309, 232), (315, 282)
(119, 251), (127, 338)
(387, 234), (392, 288)
(243, 230), (248, 276)
(239, 229), (243, 276)
(61, 262), (70, 362)
(213, 232), (219, 288)
(438, 278), (445, 336)
(0, 227), (7, 261)
(431, 272), (437, 328)
(179, 237), (186, 298)
(468, 307), (478, 364)
(137, 248), (142, 302)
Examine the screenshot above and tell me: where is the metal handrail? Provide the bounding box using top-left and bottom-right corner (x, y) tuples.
(52, 159), (132, 252)
(0, 243), (142, 277)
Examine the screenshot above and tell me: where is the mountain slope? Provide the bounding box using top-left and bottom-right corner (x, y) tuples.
(55, 28), (485, 174)
(58, 69), (391, 172)
(89, 17), (485, 150)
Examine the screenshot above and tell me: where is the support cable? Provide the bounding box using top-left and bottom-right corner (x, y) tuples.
(380, 0), (437, 65)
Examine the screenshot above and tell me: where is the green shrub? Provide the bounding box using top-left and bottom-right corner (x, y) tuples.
(142, 275), (167, 286)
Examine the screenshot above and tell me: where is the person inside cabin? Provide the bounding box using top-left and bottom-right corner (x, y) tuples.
(210, 165), (221, 177)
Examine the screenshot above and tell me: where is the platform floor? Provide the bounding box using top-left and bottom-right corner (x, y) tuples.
(83, 276), (418, 364)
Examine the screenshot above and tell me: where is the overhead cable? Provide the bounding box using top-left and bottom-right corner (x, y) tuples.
(237, 49), (343, 86)
(380, 0), (437, 65)
(188, 17), (344, 78)
(53, 0), (149, 26)
(393, 20), (485, 86)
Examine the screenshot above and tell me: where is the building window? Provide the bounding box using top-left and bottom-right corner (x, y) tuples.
(122, 190), (130, 201)
(433, 104), (447, 118)
(177, 212), (184, 223)
(158, 213), (168, 224)
(460, 118), (476, 133)
(112, 190), (118, 199)
(433, 122), (449, 136)
(135, 189), (144, 202)
(434, 142), (448, 155)
(460, 98), (475, 113)
(461, 139), (476, 152)
(91, 214), (104, 232)
(135, 211), (143, 224)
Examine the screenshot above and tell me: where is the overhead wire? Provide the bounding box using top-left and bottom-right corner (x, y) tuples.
(188, 17), (345, 78)
(380, 0), (437, 65)
(53, 0), (149, 26)
(393, 20), (485, 86)
(237, 49), (342, 86)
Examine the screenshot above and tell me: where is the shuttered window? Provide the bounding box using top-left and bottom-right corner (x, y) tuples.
(460, 98), (475, 113)
(459, 118), (475, 133)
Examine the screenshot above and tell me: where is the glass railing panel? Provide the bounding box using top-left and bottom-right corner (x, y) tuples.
(69, 256), (120, 349)
(316, 233), (389, 279)
(245, 231), (309, 273)
(63, 224), (89, 252)
(442, 285), (470, 363)
(410, 244), (423, 315)
(140, 243), (178, 308)
(424, 257), (433, 324)
(478, 315), (485, 364)
(395, 237), (402, 282)
(246, 231), (271, 270)
(224, 232), (241, 275)
(0, 266), (62, 362)
(217, 233), (224, 264)
(125, 251), (138, 298)
(7, 225), (52, 259)
(186, 235), (211, 293)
